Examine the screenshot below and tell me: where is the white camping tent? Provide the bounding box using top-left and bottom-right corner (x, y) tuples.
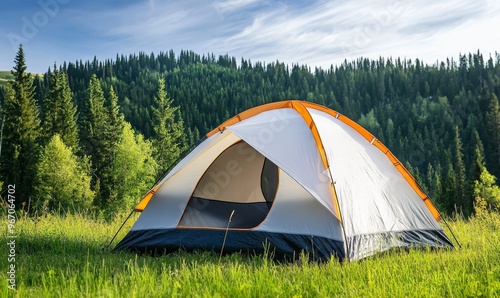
(115, 100), (453, 260)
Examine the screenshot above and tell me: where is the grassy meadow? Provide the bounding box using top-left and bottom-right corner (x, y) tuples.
(0, 70), (42, 87)
(0, 71), (14, 87)
(1, 210), (499, 297)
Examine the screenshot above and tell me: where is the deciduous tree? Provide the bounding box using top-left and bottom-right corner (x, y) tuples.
(110, 122), (157, 211)
(35, 134), (94, 211)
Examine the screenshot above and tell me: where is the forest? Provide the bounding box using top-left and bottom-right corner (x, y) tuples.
(1, 45), (499, 217)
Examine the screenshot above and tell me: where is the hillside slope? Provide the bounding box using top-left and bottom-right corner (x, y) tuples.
(0, 70), (14, 87)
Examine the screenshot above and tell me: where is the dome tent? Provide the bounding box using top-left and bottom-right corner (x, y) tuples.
(114, 100), (454, 261)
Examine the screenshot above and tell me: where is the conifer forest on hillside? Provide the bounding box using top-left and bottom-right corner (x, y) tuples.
(1, 45), (500, 217)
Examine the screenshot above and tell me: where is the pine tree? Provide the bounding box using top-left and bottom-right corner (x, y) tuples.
(471, 129), (486, 167)
(43, 67), (79, 149)
(105, 86), (124, 159)
(452, 126), (468, 215)
(486, 93), (500, 177)
(82, 74), (107, 155)
(439, 149), (456, 215)
(99, 86), (125, 210)
(385, 118), (395, 149)
(0, 45), (42, 208)
(152, 78), (186, 176)
(186, 126), (201, 147)
(107, 86), (124, 141)
(428, 162), (443, 206)
(426, 163), (439, 199)
(0, 100), (4, 160)
(358, 109), (381, 137)
(466, 129), (486, 209)
(81, 74), (110, 207)
(81, 77), (128, 211)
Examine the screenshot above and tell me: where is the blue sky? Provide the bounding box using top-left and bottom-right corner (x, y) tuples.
(1, 0), (499, 73)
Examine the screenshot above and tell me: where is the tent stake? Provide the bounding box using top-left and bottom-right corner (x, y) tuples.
(107, 209), (135, 250)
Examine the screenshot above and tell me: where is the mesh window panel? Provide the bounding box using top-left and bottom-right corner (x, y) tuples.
(261, 158), (279, 202)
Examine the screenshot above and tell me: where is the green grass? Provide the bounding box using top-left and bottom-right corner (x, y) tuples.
(0, 71), (42, 87)
(0, 71), (14, 87)
(1, 211), (499, 297)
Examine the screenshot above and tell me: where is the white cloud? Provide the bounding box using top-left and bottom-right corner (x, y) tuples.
(212, 0), (261, 18)
(206, 0), (500, 67)
(46, 0), (500, 67)
(2, 0), (499, 73)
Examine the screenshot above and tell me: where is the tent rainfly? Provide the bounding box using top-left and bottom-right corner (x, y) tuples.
(114, 100), (454, 261)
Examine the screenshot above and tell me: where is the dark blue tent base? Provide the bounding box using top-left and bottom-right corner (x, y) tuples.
(347, 229), (454, 260)
(114, 228), (453, 261)
(114, 228), (345, 261)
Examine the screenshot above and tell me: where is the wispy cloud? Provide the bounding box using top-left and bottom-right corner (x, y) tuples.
(1, 0), (499, 73)
(62, 0), (230, 55)
(206, 0), (500, 67)
(212, 0), (261, 19)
